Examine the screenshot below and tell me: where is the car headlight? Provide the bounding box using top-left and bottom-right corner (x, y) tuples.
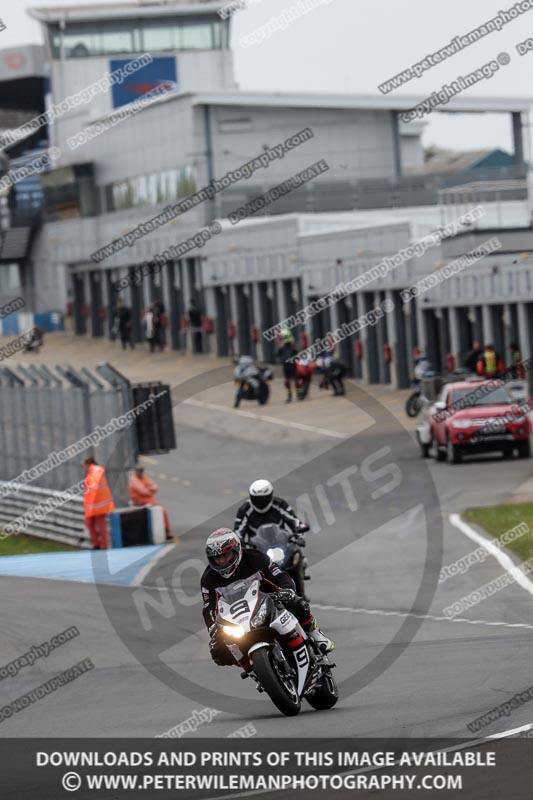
(450, 419), (472, 429)
(221, 624), (245, 638)
(251, 599), (269, 628)
(266, 547), (284, 564)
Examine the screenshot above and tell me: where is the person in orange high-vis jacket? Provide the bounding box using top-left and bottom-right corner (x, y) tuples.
(128, 463), (172, 540)
(476, 344), (504, 379)
(83, 457), (115, 549)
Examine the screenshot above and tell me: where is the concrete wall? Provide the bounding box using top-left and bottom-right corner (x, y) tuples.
(61, 94), (198, 182)
(48, 50), (236, 150)
(208, 105), (398, 184)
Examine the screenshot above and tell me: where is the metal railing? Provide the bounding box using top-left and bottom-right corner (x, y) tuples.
(0, 482), (88, 548)
(0, 363), (138, 538)
(0, 362), (177, 543)
(211, 166), (529, 218)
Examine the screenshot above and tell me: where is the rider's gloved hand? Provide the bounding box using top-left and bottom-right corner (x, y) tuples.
(208, 626), (234, 666)
(290, 535), (306, 547)
(297, 523), (310, 534)
(277, 588), (296, 603)
(209, 640), (227, 666)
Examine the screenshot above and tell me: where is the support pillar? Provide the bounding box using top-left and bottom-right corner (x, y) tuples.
(386, 289), (399, 388)
(354, 293), (368, 383)
(481, 305), (493, 346)
(512, 111), (525, 168)
(517, 301), (533, 395)
(449, 307), (461, 370)
(391, 111), (402, 179)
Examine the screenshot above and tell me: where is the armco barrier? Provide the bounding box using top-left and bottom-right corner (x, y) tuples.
(0, 363), (176, 543)
(0, 485), (167, 548)
(0, 482), (88, 547)
(0, 363), (137, 505)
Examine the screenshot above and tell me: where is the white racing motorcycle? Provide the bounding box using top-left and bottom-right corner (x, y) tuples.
(215, 575), (338, 717)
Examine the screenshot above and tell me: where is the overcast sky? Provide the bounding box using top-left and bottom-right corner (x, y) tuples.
(3, 0), (533, 156)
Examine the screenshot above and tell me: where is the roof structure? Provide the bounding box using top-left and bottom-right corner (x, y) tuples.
(29, 1), (224, 22)
(409, 147), (514, 175)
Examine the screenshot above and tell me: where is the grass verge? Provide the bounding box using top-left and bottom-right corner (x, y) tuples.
(464, 502), (533, 564)
(0, 535), (78, 556)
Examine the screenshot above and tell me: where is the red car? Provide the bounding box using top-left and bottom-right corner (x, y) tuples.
(429, 380), (531, 464)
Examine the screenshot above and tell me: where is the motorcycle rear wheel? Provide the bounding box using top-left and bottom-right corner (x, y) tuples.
(252, 648), (301, 716)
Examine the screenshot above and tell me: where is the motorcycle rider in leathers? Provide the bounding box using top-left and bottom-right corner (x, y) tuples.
(201, 528), (333, 666)
(234, 479), (307, 544)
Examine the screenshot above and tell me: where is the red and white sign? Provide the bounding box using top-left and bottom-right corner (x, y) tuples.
(4, 52), (25, 70)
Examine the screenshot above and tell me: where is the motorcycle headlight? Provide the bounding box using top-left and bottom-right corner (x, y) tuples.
(221, 624), (245, 638)
(450, 419), (472, 429)
(251, 600), (269, 628)
(266, 547), (284, 564)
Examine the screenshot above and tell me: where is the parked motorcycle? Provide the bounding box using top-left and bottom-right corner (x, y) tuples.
(214, 575), (338, 716)
(295, 357), (316, 401)
(405, 369), (437, 418)
(405, 382), (423, 418)
(233, 356), (273, 408)
(23, 327), (44, 354)
(246, 523), (310, 599)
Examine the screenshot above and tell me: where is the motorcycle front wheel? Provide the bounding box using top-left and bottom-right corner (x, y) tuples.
(405, 392), (422, 418)
(291, 563), (307, 600)
(251, 648), (301, 716)
(306, 671), (339, 710)
(257, 382), (269, 405)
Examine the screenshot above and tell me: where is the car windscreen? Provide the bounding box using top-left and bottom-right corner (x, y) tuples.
(450, 386), (513, 407)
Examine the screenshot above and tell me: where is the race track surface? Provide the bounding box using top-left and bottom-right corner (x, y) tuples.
(1, 383), (532, 740)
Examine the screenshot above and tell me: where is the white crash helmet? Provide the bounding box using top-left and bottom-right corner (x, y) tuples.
(249, 479), (274, 513)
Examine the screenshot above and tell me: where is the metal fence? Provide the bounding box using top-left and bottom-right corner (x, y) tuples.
(0, 362), (138, 511)
(213, 166), (529, 218)
(0, 482), (88, 548)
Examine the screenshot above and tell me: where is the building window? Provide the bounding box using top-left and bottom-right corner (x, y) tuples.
(212, 20), (223, 49)
(52, 25), (100, 58)
(49, 17), (223, 58)
(179, 22), (213, 49)
(104, 165), (197, 212)
(0, 264), (21, 291)
(100, 24), (135, 55)
(143, 21), (177, 51)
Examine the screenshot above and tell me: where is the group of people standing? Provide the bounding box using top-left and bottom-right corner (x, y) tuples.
(276, 328), (348, 403)
(82, 457), (171, 549)
(464, 340), (523, 380)
(413, 341), (524, 382)
(112, 298), (168, 352)
(142, 299), (168, 353)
